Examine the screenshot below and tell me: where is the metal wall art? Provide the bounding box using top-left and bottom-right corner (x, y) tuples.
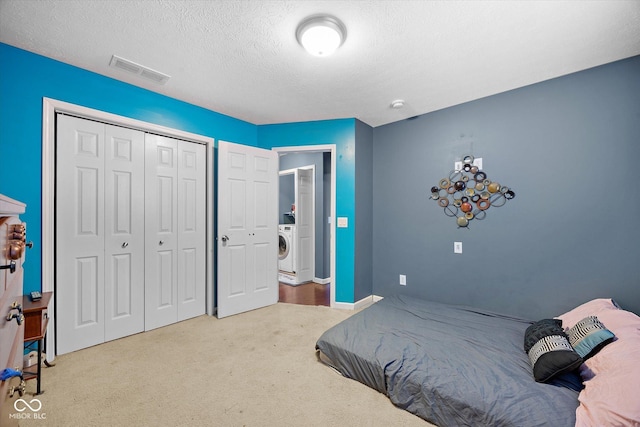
(430, 155), (515, 228)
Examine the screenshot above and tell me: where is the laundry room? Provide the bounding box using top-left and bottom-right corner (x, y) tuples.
(278, 151), (332, 290)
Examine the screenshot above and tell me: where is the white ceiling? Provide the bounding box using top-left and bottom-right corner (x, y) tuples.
(1, 0), (639, 128)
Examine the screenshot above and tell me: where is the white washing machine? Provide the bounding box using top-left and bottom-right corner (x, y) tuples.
(278, 224), (296, 273)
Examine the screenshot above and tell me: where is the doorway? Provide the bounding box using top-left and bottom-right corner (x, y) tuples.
(278, 166), (314, 285)
(274, 146), (335, 307)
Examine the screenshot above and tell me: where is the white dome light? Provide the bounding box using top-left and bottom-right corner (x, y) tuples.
(296, 15), (346, 57)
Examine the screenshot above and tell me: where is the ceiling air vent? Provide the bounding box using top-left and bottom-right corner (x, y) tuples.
(109, 55), (170, 85)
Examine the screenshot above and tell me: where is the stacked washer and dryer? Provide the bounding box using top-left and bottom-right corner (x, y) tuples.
(278, 224), (296, 273)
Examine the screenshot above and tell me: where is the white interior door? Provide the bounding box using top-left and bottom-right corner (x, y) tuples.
(176, 141), (206, 321)
(57, 115), (146, 354)
(104, 124), (145, 341)
(57, 115), (105, 354)
(145, 135), (178, 330)
(145, 134), (206, 330)
(296, 168), (315, 282)
(217, 141), (278, 318)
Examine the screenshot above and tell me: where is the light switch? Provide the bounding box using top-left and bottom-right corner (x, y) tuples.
(454, 241), (462, 254)
(454, 157), (482, 170)
(337, 217), (348, 228)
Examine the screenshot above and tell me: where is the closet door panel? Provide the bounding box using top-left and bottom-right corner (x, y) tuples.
(177, 141), (206, 321)
(145, 134), (178, 330)
(104, 124), (145, 341)
(56, 115), (106, 354)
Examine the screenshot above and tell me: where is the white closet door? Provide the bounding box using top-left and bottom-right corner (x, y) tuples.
(57, 116), (146, 354)
(104, 124), (145, 341)
(56, 115), (107, 354)
(145, 135), (206, 329)
(145, 134), (179, 330)
(176, 141), (206, 321)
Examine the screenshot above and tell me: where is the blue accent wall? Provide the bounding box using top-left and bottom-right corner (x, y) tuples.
(258, 120), (357, 303)
(372, 55), (640, 318)
(0, 43), (257, 293)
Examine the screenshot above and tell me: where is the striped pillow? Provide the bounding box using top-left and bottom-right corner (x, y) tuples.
(567, 316), (615, 360)
(524, 319), (583, 383)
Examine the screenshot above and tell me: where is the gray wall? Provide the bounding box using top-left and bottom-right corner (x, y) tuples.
(372, 55), (640, 319)
(355, 120), (374, 301)
(279, 173), (295, 222)
(279, 152), (331, 279)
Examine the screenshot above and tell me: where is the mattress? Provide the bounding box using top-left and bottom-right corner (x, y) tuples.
(316, 295), (579, 426)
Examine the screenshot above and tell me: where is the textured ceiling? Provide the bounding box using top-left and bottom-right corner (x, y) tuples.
(1, 0), (639, 127)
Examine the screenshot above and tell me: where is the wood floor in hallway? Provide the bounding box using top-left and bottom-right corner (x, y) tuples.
(278, 281), (330, 306)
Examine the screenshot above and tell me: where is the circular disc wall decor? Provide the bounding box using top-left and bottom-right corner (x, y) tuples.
(430, 155), (515, 228)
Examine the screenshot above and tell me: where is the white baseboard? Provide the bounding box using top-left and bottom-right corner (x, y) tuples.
(332, 295), (383, 310)
(314, 277), (330, 285)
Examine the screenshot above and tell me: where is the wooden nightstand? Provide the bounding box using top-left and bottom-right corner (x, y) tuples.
(22, 291), (53, 395)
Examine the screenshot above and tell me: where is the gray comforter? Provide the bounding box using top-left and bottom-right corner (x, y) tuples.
(316, 295), (579, 426)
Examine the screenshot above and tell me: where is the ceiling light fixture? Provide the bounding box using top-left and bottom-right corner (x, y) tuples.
(390, 99), (405, 109)
(296, 14), (346, 57)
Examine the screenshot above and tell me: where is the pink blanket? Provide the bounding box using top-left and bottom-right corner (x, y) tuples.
(558, 298), (640, 427)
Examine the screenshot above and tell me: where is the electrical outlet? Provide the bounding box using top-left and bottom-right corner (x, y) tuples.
(399, 274), (407, 286)
(454, 242), (462, 254)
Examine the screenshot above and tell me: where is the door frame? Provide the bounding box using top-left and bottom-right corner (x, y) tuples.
(273, 146), (336, 307)
(42, 97), (215, 358)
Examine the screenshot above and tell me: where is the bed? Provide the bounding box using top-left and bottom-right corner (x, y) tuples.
(315, 295), (640, 427)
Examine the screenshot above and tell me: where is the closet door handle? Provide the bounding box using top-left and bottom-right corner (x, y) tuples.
(220, 235), (229, 242)
(159, 240), (165, 246)
(121, 242), (129, 248)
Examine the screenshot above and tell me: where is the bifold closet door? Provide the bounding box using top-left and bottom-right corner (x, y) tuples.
(144, 134), (206, 331)
(56, 115), (145, 354)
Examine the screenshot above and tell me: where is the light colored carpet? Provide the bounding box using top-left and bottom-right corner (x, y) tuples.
(17, 303), (434, 426)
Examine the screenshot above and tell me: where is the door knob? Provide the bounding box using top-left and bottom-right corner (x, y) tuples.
(220, 235), (229, 242)
(159, 240), (164, 245)
(122, 242), (129, 248)
(8, 241), (24, 260)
